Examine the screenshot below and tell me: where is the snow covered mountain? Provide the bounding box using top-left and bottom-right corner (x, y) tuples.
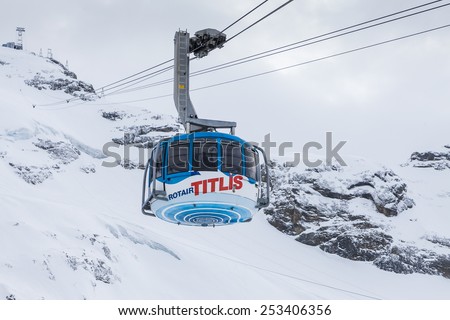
(1, 47), (449, 300)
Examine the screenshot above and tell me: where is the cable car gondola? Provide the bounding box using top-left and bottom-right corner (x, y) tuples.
(142, 131), (269, 226)
(141, 29), (270, 226)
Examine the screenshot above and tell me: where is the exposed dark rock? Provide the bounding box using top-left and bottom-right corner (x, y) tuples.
(426, 235), (450, 248)
(374, 246), (450, 278)
(119, 124), (180, 135)
(305, 164), (342, 173)
(112, 135), (160, 149)
(409, 148), (450, 170)
(25, 73), (96, 101)
(5, 294), (16, 300)
(112, 124), (180, 149)
(298, 223), (393, 262)
(265, 205), (306, 236)
(319, 230), (393, 262)
(80, 164), (96, 174)
(48, 58), (77, 79)
(63, 69), (78, 79)
(9, 162), (54, 184)
(49, 78), (94, 95)
(121, 159), (145, 170)
(349, 169), (414, 217)
(42, 259), (55, 281)
(34, 139), (80, 164)
(7, 139), (82, 183)
(65, 252), (117, 284)
(103, 246), (113, 261)
(344, 214), (368, 222)
(311, 183), (354, 200)
(102, 111), (126, 121)
(431, 256), (450, 279)
(411, 151), (450, 162)
(297, 226), (342, 246)
(352, 221), (379, 229)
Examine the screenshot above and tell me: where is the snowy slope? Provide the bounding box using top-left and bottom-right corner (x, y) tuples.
(1, 48), (449, 300)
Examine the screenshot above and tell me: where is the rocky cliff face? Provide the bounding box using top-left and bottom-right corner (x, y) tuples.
(24, 58), (96, 101)
(264, 160), (450, 278)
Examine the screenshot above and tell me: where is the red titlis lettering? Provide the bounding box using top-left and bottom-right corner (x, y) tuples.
(191, 176), (244, 196)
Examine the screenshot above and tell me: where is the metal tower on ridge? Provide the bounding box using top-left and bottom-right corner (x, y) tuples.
(174, 29), (236, 134)
(16, 27), (25, 50)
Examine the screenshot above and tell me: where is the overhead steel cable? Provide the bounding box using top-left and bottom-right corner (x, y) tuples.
(34, 1), (449, 108)
(192, 0), (450, 77)
(99, 1), (450, 98)
(194, 24), (450, 91)
(88, 23), (450, 106)
(226, 0), (294, 44)
(104, 78), (174, 97)
(123, 0), (443, 92)
(100, 64), (173, 95)
(220, 0), (269, 33)
(95, 58), (174, 91)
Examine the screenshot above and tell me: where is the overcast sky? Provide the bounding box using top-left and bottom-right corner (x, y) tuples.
(2, 0), (449, 165)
